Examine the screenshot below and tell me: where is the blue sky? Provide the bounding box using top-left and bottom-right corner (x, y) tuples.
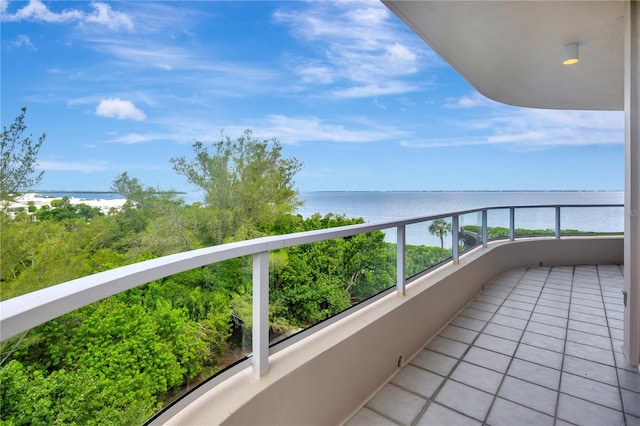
(1, 0), (625, 196)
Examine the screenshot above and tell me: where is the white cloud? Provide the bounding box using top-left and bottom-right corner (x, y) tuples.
(4, 0), (83, 23)
(400, 137), (487, 148)
(86, 41), (190, 70)
(117, 111), (414, 147)
(258, 114), (407, 145)
(84, 2), (134, 31)
(529, 109), (623, 130)
(7, 34), (36, 50)
(38, 160), (107, 173)
(400, 109), (624, 149)
(444, 93), (497, 109)
(296, 63), (334, 84)
(108, 133), (151, 144)
(333, 81), (417, 98)
(83, 38), (280, 98)
(2, 0), (133, 31)
(97, 112), (410, 149)
(95, 98), (146, 121)
(479, 109), (623, 146)
(384, 43), (418, 74)
(274, 1), (433, 98)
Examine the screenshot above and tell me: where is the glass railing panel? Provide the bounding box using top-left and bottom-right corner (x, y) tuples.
(0, 256), (254, 424)
(514, 207), (555, 238)
(459, 211), (483, 253)
(405, 218), (452, 278)
(268, 230), (396, 345)
(487, 208), (510, 240)
(560, 206), (624, 236)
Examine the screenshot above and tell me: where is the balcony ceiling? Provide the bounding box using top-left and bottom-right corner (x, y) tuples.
(383, 1), (625, 111)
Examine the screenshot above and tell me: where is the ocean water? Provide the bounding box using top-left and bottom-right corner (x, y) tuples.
(37, 190), (625, 247)
(297, 191), (625, 247)
(297, 191), (624, 221)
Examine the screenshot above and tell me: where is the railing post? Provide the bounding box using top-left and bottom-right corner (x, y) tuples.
(452, 215), (459, 263)
(555, 206), (561, 239)
(509, 207), (515, 241)
(397, 225), (406, 295)
(253, 252), (269, 377)
(482, 209), (488, 248)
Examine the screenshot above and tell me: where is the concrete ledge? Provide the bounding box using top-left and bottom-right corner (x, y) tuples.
(164, 237), (623, 425)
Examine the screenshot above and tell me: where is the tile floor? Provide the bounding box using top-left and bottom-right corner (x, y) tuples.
(346, 265), (640, 426)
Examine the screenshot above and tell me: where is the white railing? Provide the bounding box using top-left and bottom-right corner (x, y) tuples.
(0, 203), (624, 416)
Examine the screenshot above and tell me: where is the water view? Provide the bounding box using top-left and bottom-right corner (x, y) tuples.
(35, 190), (625, 247)
(297, 190), (624, 222)
(297, 191), (624, 247)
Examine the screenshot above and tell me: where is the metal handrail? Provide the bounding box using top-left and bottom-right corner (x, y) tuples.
(0, 203), (625, 374)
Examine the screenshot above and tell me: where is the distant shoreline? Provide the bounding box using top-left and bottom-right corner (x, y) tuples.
(30, 189), (623, 198)
(34, 190), (622, 194)
(33, 190), (187, 195)
(303, 189), (624, 193)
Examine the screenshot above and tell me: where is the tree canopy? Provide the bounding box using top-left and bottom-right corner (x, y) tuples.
(0, 107), (45, 202)
(428, 218), (452, 257)
(171, 130), (303, 244)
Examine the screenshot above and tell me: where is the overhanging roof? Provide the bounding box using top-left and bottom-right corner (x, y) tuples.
(383, 1), (625, 111)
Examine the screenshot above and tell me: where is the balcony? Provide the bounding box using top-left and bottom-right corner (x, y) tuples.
(162, 235), (633, 425)
(347, 264), (639, 426)
(1, 204), (637, 425)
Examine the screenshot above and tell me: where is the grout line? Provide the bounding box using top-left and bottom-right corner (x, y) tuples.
(552, 264), (575, 426)
(357, 394), (404, 426)
(480, 266), (553, 426)
(409, 268), (529, 426)
(599, 264), (630, 426)
(554, 265), (592, 424)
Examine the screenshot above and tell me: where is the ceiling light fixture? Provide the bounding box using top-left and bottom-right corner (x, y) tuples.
(563, 43), (579, 65)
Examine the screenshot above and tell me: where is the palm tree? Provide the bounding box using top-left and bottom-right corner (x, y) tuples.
(429, 219), (452, 258)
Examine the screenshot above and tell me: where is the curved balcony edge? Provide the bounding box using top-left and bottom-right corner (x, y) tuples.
(156, 236), (623, 426)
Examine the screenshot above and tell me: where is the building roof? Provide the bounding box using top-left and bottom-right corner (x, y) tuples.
(383, 1), (625, 111)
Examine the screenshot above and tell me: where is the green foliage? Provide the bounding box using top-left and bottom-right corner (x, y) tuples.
(37, 202), (103, 222)
(111, 172), (151, 206)
(461, 225), (559, 239)
(171, 130), (303, 244)
(0, 107), (45, 203)
(0, 283), (233, 424)
(428, 218), (452, 258)
(269, 213), (395, 328)
(0, 132), (405, 424)
(406, 245), (449, 277)
(0, 219), (90, 299)
(0, 359), (153, 425)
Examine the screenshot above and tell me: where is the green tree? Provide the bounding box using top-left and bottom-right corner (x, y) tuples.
(406, 245), (448, 277)
(429, 219), (452, 258)
(269, 214), (395, 329)
(0, 219), (98, 299)
(171, 130), (303, 244)
(111, 172), (163, 211)
(0, 107), (45, 203)
(110, 172), (196, 256)
(37, 202), (103, 222)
